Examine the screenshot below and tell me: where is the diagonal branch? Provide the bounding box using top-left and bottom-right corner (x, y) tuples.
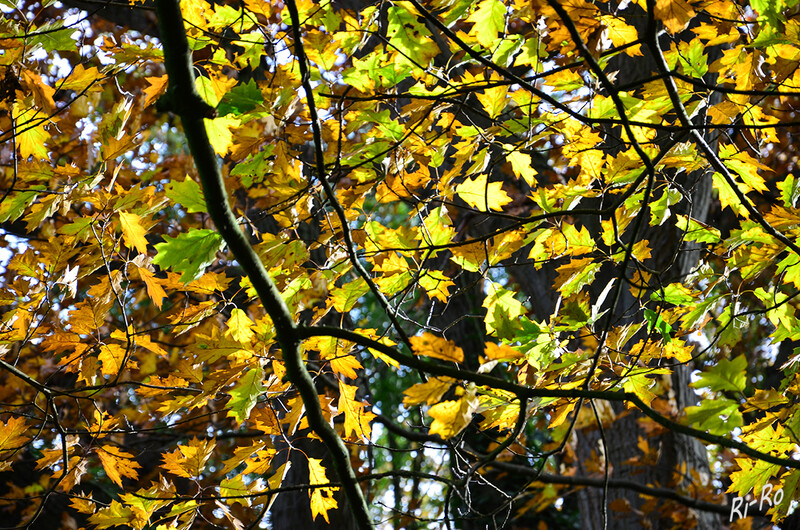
(154, 1), (372, 528)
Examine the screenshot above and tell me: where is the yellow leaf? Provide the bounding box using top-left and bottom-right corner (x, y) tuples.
(204, 115), (239, 155)
(554, 257), (601, 297)
(484, 342), (522, 361)
(418, 269), (454, 303)
(96, 446), (141, 487)
(655, 0), (695, 33)
(601, 15), (641, 55)
(548, 400), (577, 428)
(307, 457), (339, 523)
(330, 354), (363, 379)
(663, 338), (692, 362)
(195, 73), (235, 108)
(0, 416), (30, 452)
(428, 391), (479, 439)
(506, 150), (537, 186)
(59, 64), (103, 92)
(241, 449), (276, 475)
(17, 122), (49, 160)
(410, 333), (464, 363)
(119, 211), (149, 254)
(69, 493), (95, 514)
(630, 239), (652, 262)
(712, 171), (746, 216)
(456, 174), (512, 212)
(403, 376), (456, 406)
(226, 308), (254, 343)
(98, 343), (128, 376)
(475, 83), (508, 119)
(311, 488), (339, 524)
(338, 381), (376, 441)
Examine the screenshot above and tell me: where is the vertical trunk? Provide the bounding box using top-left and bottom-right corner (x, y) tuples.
(269, 433), (357, 529)
(562, 6), (721, 529)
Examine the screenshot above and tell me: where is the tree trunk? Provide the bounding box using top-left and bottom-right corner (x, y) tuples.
(562, 6), (721, 529)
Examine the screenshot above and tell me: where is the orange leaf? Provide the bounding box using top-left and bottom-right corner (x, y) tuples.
(0, 416), (30, 452)
(162, 438), (216, 479)
(410, 333), (464, 363)
(484, 342), (522, 361)
(96, 446), (141, 487)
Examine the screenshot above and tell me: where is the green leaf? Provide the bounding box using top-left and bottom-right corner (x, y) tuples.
(165, 177), (207, 213)
(779, 173), (800, 208)
(691, 355), (747, 392)
(676, 39), (708, 78)
(491, 35), (523, 67)
(675, 215), (722, 243)
(386, 1), (440, 72)
(28, 21), (76, 52)
(227, 365), (265, 424)
(644, 308), (673, 342)
(622, 371), (657, 406)
(331, 278), (370, 312)
(483, 282), (525, 339)
(217, 79), (264, 116)
(153, 229), (224, 283)
(467, 0), (506, 47)
(684, 398), (743, 436)
(650, 283), (695, 305)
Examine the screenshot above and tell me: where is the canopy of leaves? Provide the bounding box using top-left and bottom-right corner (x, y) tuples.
(2, 0), (800, 528)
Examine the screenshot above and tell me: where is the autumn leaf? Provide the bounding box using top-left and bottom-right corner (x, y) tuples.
(227, 364), (265, 424)
(428, 388), (479, 439)
(403, 376), (456, 406)
(506, 149), (537, 186)
(205, 115), (240, 155)
(0, 417), (30, 452)
(467, 0), (506, 47)
(226, 308), (255, 344)
(118, 211), (149, 254)
(456, 174), (513, 212)
(386, 1), (440, 72)
(9, 0), (800, 526)
(17, 122), (49, 159)
(136, 265), (167, 309)
(98, 343), (128, 376)
(96, 446), (142, 487)
(88, 500), (138, 529)
(484, 342), (522, 361)
(410, 333), (464, 363)
(307, 457), (339, 523)
(162, 438), (216, 479)
(143, 75), (169, 107)
(338, 381), (376, 441)
(655, 0), (696, 33)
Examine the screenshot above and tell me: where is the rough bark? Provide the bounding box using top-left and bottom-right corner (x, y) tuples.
(560, 6), (720, 529)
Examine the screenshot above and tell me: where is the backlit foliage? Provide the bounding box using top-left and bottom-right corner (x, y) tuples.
(1, 0), (800, 527)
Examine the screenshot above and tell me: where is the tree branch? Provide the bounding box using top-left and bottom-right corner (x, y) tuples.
(154, 2), (372, 528)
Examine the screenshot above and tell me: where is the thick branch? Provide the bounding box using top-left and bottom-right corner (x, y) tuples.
(154, 2), (372, 528)
(296, 325), (800, 470)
